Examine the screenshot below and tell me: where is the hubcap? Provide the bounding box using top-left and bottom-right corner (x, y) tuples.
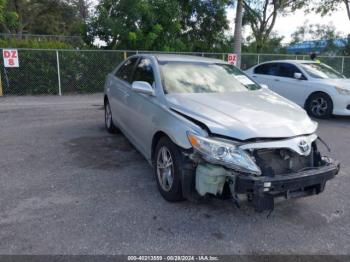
(310, 97), (328, 116)
(105, 103), (112, 128)
(156, 146), (174, 192)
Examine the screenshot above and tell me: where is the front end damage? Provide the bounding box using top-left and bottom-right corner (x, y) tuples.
(182, 135), (340, 212)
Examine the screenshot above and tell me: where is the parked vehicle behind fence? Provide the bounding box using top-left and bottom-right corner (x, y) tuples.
(104, 54), (339, 212)
(245, 60), (350, 118)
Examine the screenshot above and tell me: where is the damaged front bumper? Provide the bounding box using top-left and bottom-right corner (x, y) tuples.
(234, 158), (340, 211)
(182, 155), (340, 212)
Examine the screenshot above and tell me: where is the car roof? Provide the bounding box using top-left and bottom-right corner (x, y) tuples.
(133, 53), (227, 64)
(257, 60), (317, 65)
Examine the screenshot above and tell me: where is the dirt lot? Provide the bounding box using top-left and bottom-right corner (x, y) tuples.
(0, 94), (349, 255)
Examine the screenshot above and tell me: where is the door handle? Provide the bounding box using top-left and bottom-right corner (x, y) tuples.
(274, 79), (280, 82)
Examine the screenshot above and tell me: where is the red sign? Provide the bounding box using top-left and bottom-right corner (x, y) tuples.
(3, 49), (19, 67)
(227, 53), (237, 65)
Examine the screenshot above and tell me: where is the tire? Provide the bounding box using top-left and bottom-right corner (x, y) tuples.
(104, 99), (120, 134)
(154, 136), (185, 202)
(305, 92), (333, 119)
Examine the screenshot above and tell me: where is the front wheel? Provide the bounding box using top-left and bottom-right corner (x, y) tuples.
(105, 99), (120, 133)
(305, 93), (333, 119)
(154, 137), (185, 202)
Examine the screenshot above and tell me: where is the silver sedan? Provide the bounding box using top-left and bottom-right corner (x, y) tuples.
(104, 54), (339, 212)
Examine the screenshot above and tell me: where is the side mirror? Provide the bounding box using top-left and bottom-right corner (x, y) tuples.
(131, 81), (154, 96)
(260, 84), (269, 89)
(294, 72), (303, 80)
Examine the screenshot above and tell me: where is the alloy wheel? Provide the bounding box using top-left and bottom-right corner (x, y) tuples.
(156, 146), (174, 192)
(105, 102), (112, 128)
(310, 97), (328, 117)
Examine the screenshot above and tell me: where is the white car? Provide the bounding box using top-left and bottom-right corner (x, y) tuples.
(245, 60), (350, 118)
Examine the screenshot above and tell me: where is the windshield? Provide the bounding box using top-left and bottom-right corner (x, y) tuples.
(159, 61), (260, 94)
(300, 63), (345, 79)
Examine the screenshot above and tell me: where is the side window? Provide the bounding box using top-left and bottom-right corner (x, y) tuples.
(254, 63), (279, 76)
(115, 57), (138, 83)
(277, 63), (303, 78)
(132, 58), (155, 86)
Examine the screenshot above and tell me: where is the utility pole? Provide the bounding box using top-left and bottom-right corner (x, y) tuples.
(233, 0), (243, 68)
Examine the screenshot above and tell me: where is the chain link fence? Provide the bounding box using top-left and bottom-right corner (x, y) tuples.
(0, 49), (349, 96)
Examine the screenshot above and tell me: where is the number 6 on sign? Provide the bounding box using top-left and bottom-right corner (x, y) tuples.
(227, 53), (237, 66)
(3, 49), (19, 68)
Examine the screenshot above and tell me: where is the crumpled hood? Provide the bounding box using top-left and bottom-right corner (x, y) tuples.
(166, 89), (317, 140)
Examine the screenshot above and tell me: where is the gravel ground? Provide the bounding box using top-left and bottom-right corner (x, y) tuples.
(0, 94), (349, 255)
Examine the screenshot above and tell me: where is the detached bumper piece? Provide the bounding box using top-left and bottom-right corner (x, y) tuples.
(234, 158), (340, 212)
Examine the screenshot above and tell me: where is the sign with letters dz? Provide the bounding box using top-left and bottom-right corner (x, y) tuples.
(227, 53), (237, 65)
(3, 49), (19, 68)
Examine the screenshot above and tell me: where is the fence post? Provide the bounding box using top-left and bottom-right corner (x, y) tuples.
(56, 50), (62, 96)
(222, 53), (225, 61)
(124, 51), (127, 60)
(341, 57), (345, 74)
(257, 54), (260, 64)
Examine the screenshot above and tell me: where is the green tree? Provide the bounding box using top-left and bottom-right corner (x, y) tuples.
(291, 22), (345, 54)
(291, 23), (342, 43)
(0, 0), (7, 22)
(0, 0), (86, 36)
(244, 32), (285, 53)
(177, 0), (231, 52)
(243, 0), (306, 53)
(88, 0), (231, 52)
(0, 0), (19, 34)
(71, 0), (92, 21)
(311, 0), (350, 21)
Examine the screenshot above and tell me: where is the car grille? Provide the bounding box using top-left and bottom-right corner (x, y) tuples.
(253, 148), (313, 176)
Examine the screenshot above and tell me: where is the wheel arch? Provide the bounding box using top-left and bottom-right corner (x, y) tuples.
(151, 131), (191, 165)
(304, 91), (333, 109)
(151, 131), (172, 165)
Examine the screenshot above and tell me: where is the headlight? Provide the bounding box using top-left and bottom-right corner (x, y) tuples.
(335, 86), (350, 95)
(187, 131), (261, 175)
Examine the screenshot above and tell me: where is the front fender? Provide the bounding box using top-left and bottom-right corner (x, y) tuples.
(149, 107), (208, 158)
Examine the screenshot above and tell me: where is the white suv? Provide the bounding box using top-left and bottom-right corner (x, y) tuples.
(245, 60), (350, 118)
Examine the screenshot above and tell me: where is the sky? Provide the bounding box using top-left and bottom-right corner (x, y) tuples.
(91, 0), (350, 44)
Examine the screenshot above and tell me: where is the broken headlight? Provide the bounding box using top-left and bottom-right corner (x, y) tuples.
(187, 131), (261, 175)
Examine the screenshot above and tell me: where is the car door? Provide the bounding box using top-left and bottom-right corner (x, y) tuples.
(110, 57), (138, 130)
(250, 63), (280, 89)
(272, 63), (309, 106)
(123, 57), (158, 156)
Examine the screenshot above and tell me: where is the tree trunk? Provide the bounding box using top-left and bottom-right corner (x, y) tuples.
(344, 0), (350, 21)
(233, 0), (243, 68)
